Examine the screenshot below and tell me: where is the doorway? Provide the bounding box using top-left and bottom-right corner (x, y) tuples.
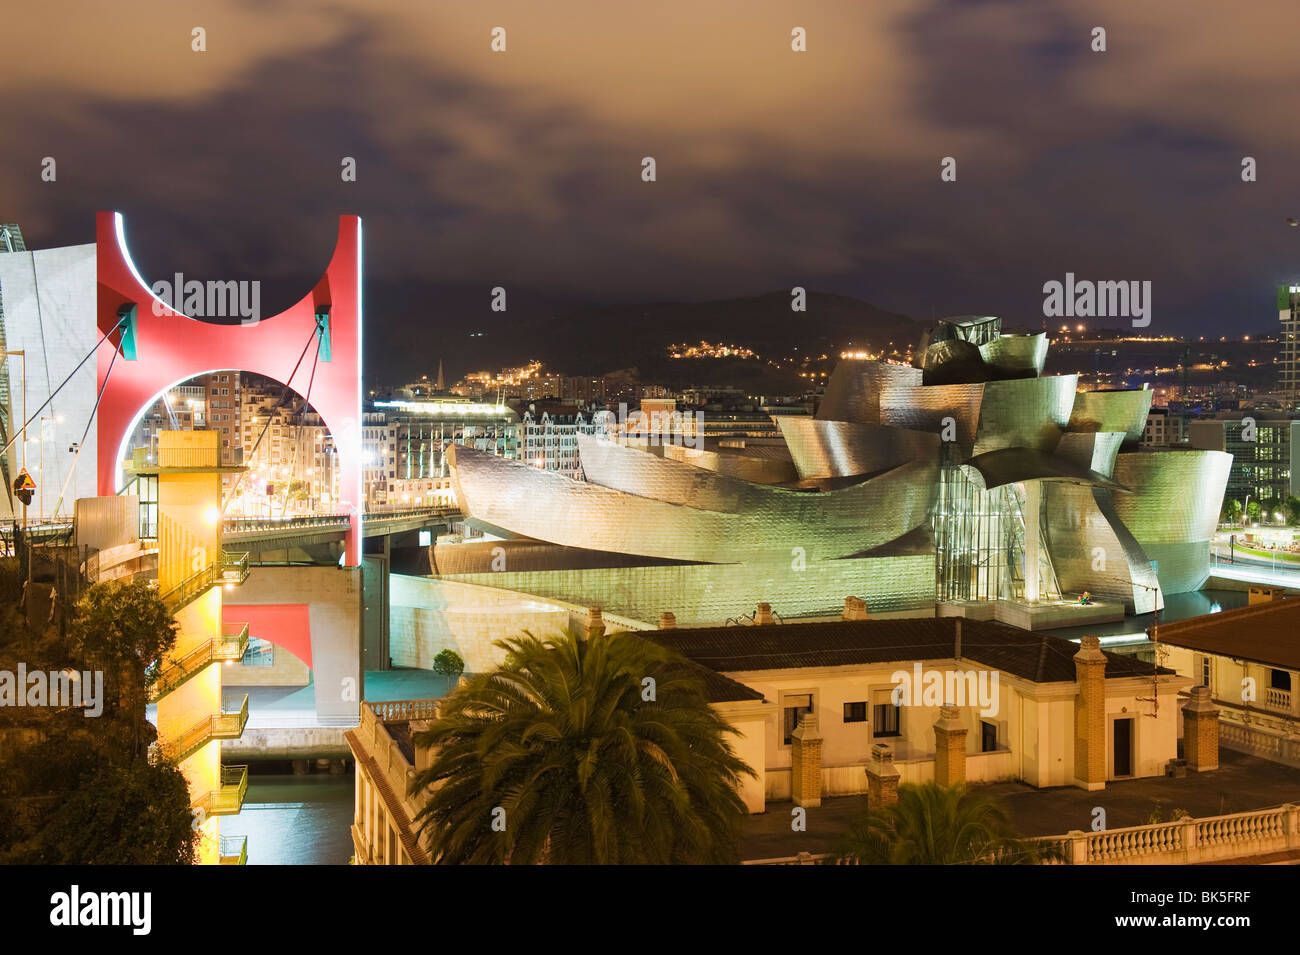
(1112, 717), (1133, 777)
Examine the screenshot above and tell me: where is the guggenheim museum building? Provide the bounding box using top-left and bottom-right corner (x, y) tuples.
(435, 316), (1230, 630)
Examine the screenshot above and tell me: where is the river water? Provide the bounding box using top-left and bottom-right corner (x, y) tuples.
(220, 772), (355, 866)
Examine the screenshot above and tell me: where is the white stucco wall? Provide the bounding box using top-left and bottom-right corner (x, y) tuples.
(0, 242), (98, 519)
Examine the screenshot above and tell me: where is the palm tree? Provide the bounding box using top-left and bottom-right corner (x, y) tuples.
(409, 628), (756, 864)
(836, 781), (1058, 865)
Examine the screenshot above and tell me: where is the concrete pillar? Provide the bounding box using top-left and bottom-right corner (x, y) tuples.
(1073, 635), (1107, 790)
(659, 611), (676, 629)
(585, 606), (605, 640)
(754, 602), (774, 625)
(1182, 685), (1220, 772)
(791, 712), (822, 808)
(866, 742), (901, 809)
(933, 705), (968, 787)
(842, 596), (869, 621)
(1024, 480), (1042, 602)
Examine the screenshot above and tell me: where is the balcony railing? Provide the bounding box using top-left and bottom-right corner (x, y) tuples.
(1265, 687), (1293, 713)
(219, 835), (248, 866)
(148, 623), (250, 702)
(369, 699), (441, 723)
(158, 695), (249, 764)
(192, 764), (249, 817)
(160, 552), (250, 613)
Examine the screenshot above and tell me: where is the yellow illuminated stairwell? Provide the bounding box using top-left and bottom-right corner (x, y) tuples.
(148, 431), (249, 866)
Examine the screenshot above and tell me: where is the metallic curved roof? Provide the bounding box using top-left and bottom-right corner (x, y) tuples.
(1067, 389), (1153, 443)
(449, 442), (937, 564)
(972, 375), (1078, 455)
(662, 443), (797, 485)
(817, 360), (922, 424)
(980, 333), (1048, 379)
(957, 447), (1128, 491)
(1110, 450), (1231, 544)
(1055, 431), (1126, 479)
(775, 417), (939, 480)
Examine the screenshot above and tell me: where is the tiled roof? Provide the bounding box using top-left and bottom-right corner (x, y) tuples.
(644, 616), (1167, 685)
(664, 660), (766, 703)
(1153, 598), (1300, 671)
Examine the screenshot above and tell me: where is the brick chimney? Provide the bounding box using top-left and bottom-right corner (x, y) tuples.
(754, 602), (774, 625)
(1073, 636), (1107, 791)
(658, 611), (676, 629)
(933, 705), (968, 787)
(1182, 685), (1220, 772)
(842, 596), (869, 621)
(791, 713), (823, 808)
(585, 606), (605, 640)
(866, 742), (901, 808)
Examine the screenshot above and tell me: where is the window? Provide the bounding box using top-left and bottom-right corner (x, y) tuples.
(873, 702), (900, 738)
(241, 637), (274, 667)
(981, 720), (998, 752)
(843, 701), (867, 723)
(782, 694), (813, 745)
(1270, 669), (1292, 692)
(1200, 656), (1212, 688)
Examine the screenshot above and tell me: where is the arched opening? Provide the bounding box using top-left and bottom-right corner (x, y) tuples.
(117, 370), (344, 523)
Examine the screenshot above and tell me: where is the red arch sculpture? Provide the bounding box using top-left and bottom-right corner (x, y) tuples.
(96, 211), (364, 565)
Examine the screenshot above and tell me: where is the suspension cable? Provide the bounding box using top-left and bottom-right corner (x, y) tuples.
(276, 338), (322, 516)
(220, 323), (321, 514)
(0, 321), (118, 460)
(50, 339), (122, 517)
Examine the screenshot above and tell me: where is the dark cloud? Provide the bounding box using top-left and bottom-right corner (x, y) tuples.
(2, 1), (1299, 382)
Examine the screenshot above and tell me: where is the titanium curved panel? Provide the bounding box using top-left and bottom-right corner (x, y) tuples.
(817, 360), (923, 424)
(979, 333), (1048, 379)
(1043, 483), (1163, 614)
(958, 447), (1126, 491)
(878, 382), (985, 454)
(1110, 450), (1231, 544)
(1067, 389), (1153, 444)
(450, 443), (938, 564)
(972, 375), (1078, 455)
(775, 418), (940, 480)
(661, 444), (798, 484)
(1056, 432), (1126, 479)
(921, 339), (990, 386)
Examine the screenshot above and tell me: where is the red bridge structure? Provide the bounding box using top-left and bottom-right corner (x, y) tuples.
(95, 211), (364, 564)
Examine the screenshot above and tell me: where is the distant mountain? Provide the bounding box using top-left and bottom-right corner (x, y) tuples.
(513, 290), (920, 377)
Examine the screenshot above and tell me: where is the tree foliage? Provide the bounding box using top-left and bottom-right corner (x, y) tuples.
(410, 628), (755, 864)
(0, 570), (195, 864)
(836, 781), (1059, 865)
(431, 648), (465, 680)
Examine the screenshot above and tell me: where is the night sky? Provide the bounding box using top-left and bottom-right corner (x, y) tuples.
(3, 1), (1299, 382)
